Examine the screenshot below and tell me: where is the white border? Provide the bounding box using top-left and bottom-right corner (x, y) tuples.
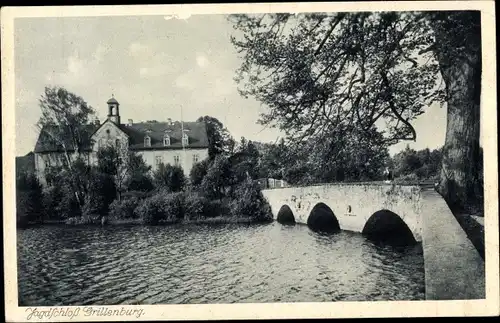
(2, 2), (498, 321)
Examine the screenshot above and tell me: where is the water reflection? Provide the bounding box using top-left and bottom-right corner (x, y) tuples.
(18, 222), (424, 305)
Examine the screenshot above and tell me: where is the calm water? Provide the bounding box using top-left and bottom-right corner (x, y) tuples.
(17, 222), (425, 305)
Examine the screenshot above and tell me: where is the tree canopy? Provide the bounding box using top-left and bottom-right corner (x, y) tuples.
(229, 11), (482, 211)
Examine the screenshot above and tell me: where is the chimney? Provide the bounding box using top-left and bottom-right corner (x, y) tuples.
(167, 118), (173, 125)
(94, 117), (100, 126)
(127, 119), (133, 126)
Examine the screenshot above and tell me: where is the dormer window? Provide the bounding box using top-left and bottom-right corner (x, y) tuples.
(163, 134), (171, 147)
(144, 135), (151, 147)
(182, 133), (189, 146)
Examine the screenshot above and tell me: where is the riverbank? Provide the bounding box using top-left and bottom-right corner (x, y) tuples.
(19, 216), (269, 228)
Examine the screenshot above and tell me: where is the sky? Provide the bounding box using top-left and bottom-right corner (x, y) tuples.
(14, 14), (448, 157)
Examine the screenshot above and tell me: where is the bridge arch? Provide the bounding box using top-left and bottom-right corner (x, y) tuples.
(307, 203), (340, 233)
(362, 209), (417, 246)
(277, 205), (296, 225)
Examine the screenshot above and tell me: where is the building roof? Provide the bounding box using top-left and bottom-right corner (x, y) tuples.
(34, 120), (209, 153)
(120, 121), (209, 150)
(34, 124), (99, 153)
(106, 97), (119, 104)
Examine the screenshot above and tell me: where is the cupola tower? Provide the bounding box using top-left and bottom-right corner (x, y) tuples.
(107, 95), (120, 124)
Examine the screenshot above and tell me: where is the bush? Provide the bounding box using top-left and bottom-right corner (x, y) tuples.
(108, 197), (140, 219)
(153, 163), (186, 192)
(229, 179), (272, 222)
(16, 173), (43, 226)
(121, 190), (148, 200)
(126, 173), (154, 192)
(183, 192), (213, 220)
(82, 171), (116, 218)
(135, 190), (184, 225)
(395, 173), (419, 183)
(190, 159), (210, 186)
(42, 185), (64, 221)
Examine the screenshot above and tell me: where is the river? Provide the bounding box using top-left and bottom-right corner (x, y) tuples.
(17, 222), (425, 305)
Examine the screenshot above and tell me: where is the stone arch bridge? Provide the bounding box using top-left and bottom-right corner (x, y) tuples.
(262, 183), (424, 242)
(261, 182), (486, 300)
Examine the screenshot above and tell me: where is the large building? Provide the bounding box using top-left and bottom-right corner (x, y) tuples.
(33, 96), (209, 184)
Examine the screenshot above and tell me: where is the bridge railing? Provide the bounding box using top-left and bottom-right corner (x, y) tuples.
(260, 179), (438, 190)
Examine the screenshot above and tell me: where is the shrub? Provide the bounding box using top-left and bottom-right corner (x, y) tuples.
(82, 171), (116, 218)
(184, 192), (212, 220)
(16, 173), (43, 226)
(108, 197), (140, 219)
(190, 159), (210, 186)
(121, 190), (148, 200)
(126, 173), (154, 192)
(57, 183), (82, 219)
(135, 190), (184, 225)
(395, 173), (419, 184)
(201, 155), (232, 199)
(42, 185), (64, 221)
(229, 179), (272, 222)
(153, 164), (186, 192)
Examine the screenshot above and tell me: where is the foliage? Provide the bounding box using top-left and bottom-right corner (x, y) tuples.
(16, 173), (43, 226)
(229, 12), (443, 145)
(183, 192), (214, 220)
(108, 197), (140, 219)
(153, 163), (186, 192)
(189, 159), (210, 186)
(230, 137), (261, 183)
(37, 86), (96, 154)
(126, 173), (154, 192)
(201, 154), (232, 199)
(37, 87), (96, 206)
(197, 116), (236, 159)
(125, 152), (154, 192)
(135, 190), (184, 225)
(42, 185), (64, 221)
(81, 170), (116, 217)
(229, 11), (483, 210)
(229, 179), (273, 222)
(391, 145), (442, 180)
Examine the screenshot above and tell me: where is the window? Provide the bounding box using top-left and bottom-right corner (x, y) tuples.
(144, 136), (151, 147)
(155, 155), (163, 166)
(173, 155), (180, 166)
(115, 139), (121, 149)
(193, 154), (199, 164)
(182, 133), (189, 146)
(163, 135), (170, 146)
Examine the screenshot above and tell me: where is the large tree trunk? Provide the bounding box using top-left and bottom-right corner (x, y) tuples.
(431, 12), (482, 212)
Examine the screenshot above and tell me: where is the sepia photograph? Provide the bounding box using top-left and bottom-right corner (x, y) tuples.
(2, 2), (498, 321)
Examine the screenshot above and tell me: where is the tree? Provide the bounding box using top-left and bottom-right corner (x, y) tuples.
(16, 172), (43, 226)
(96, 144), (136, 200)
(124, 153), (154, 193)
(190, 159), (210, 186)
(82, 169), (116, 218)
(153, 163), (186, 192)
(230, 11), (482, 211)
(230, 137), (261, 183)
(37, 86), (96, 205)
(197, 116), (236, 159)
(201, 155), (232, 199)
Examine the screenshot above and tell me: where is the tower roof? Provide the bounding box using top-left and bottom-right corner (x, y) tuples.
(107, 97), (119, 104)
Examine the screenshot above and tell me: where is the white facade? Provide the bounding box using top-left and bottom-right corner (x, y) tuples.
(137, 148), (209, 177)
